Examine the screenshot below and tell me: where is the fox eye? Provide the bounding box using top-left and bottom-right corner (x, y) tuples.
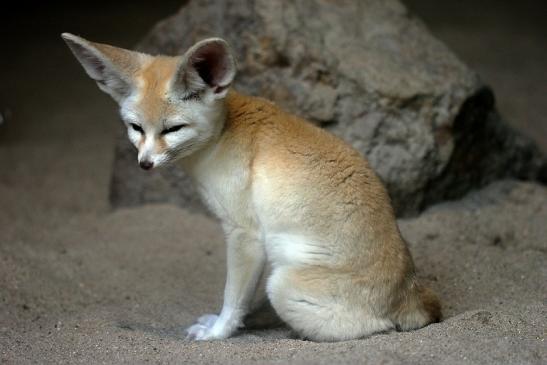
(129, 123), (144, 133)
(161, 124), (187, 135)
(181, 91), (201, 101)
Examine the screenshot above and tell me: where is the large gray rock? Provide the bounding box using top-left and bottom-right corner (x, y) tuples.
(110, 0), (546, 216)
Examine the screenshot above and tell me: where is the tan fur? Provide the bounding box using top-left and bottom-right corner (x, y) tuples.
(134, 56), (179, 125)
(63, 34), (441, 342)
(91, 41), (143, 77)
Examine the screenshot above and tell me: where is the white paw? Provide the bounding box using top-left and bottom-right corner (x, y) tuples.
(197, 314), (218, 328)
(185, 314), (227, 341)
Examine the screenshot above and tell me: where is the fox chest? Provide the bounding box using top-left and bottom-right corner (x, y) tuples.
(191, 165), (255, 227)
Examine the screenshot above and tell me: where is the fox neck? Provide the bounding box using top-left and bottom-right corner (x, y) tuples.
(176, 97), (230, 177)
(176, 90), (258, 203)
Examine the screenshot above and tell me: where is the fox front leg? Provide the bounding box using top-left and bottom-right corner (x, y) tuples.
(186, 227), (265, 340)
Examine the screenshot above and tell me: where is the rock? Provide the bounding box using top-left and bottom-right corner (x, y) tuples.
(110, 0), (546, 216)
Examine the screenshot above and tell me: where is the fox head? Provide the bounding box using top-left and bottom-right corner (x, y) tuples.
(62, 33), (236, 170)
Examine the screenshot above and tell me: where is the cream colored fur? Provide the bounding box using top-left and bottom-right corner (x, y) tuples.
(62, 33), (441, 342)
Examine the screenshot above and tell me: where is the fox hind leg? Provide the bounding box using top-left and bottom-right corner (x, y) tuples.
(266, 266), (395, 342)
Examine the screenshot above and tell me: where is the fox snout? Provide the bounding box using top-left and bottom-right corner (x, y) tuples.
(137, 136), (161, 170)
(139, 160), (154, 170)
(138, 145), (156, 170)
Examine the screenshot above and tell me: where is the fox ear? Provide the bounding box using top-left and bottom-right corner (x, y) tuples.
(61, 33), (142, 102)
(174, 38), (236, 99)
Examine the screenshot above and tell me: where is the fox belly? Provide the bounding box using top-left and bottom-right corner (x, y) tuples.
(264, 232), (339, 268)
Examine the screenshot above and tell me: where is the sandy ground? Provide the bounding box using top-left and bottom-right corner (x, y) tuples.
(1, 1), (546, 364)
(1, 175), (546, 364)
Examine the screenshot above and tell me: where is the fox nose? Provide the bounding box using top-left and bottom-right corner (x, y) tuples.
(139, 160), (154, 170)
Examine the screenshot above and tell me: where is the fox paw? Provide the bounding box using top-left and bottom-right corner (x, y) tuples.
(185, 314), (228, 341)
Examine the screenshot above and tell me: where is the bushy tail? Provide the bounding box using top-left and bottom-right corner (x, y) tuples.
(418, 285), (442, 323)
(393, 283), (442, 331)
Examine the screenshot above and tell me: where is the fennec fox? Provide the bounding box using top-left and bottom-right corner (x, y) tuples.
(62, 33), (441, 341)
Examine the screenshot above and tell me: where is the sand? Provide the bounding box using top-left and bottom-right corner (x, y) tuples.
(1, 166), (546, 364)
